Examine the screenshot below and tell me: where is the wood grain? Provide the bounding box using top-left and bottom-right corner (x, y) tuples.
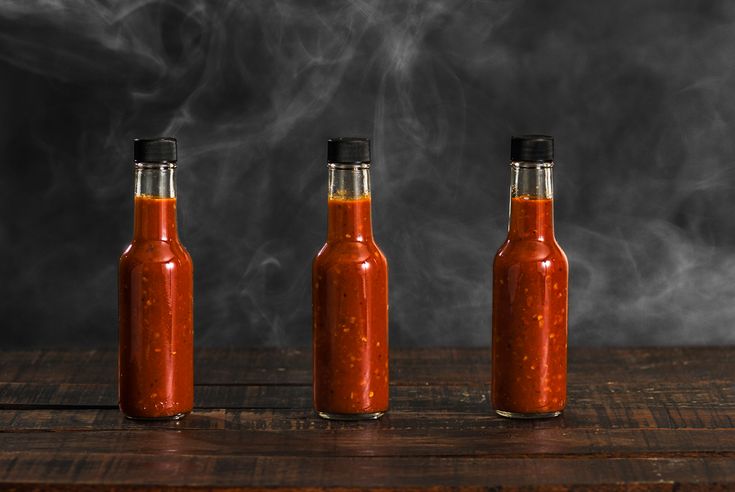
(1, 381), (733, 412)
(2, 405), (734, 431)
(1, 453), (734, 489)
(1, 347), (732, 385)
(0, 347), (733, 490)
(4, 427), (735, 457)
(1, 454), (735, 489)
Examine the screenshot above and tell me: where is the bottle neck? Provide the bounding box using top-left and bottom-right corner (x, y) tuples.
(135, 163), (176, 198)
(508, 162), (555, 240)
(327, 164), (373, 241)
(133, 163), (179, 241)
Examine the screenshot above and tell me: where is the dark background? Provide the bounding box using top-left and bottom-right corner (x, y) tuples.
(1, 0), (734, 348)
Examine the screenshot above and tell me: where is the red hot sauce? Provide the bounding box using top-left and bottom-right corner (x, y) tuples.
(312, 138), (389, 420)
(492, 136), (568, 418)
(119, 196), (194, 419)
(313, 197), (389, 418)
(119, 139), (193, 420)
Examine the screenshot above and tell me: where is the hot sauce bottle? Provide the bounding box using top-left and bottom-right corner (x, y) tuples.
(119, 138), (194, 420)
(492, 135), (568, 418)
(312, 138), (389, 420)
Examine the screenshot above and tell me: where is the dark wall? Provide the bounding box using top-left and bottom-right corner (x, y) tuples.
(1, 1), (734, 348)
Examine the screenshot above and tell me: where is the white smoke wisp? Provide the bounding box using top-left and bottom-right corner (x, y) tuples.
(2, 1), (735, 347)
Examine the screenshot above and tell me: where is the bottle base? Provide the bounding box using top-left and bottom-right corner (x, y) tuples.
(495, 409), (562, 419)
(317, 411), (385, 421)
(123, 412), (189, 421)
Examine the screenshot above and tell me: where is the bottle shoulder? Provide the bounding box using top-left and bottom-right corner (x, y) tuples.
(120, 239), (193, 267)
(314, 240), (387, 267)
(495, 237), (567, 266)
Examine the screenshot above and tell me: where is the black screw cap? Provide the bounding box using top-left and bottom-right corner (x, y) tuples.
(328, 138), (370, 164)
(134, 138), (177, 163)
(510, 135), (553, 162)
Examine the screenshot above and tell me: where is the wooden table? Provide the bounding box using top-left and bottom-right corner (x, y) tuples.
(0, 347), (733, 490)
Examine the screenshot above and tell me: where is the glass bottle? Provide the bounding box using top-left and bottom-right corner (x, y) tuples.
(119, 138), (194, 420)
(492, 135), (568, 418)
(312, 138), (389, 420)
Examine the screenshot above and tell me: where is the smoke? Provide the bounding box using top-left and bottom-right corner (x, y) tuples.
(1, 0), (735, 347)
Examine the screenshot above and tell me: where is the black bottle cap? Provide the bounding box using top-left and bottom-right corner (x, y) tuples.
(134, 138), (177, 163)
(510, 135), (553, 162)
(327, 138), (371, 164)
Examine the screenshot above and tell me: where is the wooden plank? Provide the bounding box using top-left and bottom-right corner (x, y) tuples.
(237, 345), (735, 384)
(1, 381), (733, 412)
(1, 347), (733, 385)
(2, 428), (735, 457)
(1, 406), (734, 432)
(1, 453), (734, 489)
(0, 347), (732, 490)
